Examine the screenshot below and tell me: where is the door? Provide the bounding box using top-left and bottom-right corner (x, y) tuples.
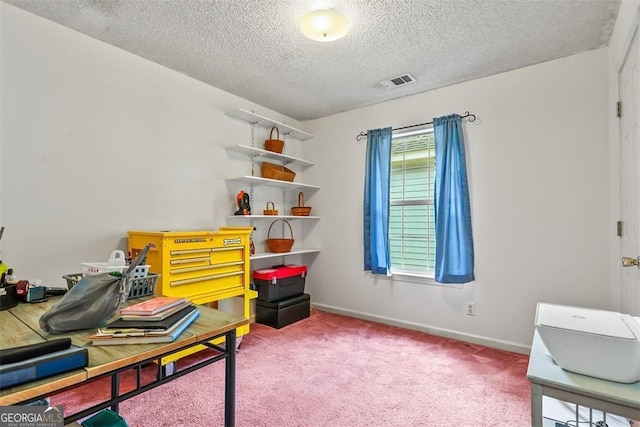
(619, 27), (640, 316)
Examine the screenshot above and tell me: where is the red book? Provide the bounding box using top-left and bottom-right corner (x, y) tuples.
(120, 297), (188, 316)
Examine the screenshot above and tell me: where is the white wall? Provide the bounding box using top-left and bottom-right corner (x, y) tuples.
(0, 3), (308, 284)
(305, 48), (610, 352)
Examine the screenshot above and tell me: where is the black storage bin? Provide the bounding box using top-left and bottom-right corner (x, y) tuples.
(256, 293), (310, 329)
(252, 265), (307, 302)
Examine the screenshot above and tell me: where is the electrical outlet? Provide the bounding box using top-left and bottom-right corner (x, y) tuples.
(466, 302), (475, 316)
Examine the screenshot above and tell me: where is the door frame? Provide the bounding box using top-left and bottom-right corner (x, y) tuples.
(611, 6), (640, 312)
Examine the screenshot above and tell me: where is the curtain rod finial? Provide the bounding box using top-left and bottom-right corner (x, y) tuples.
(463, 111), (476, 122)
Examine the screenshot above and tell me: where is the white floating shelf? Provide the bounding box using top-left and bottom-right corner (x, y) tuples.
(226, 145), (314, 168)
(251, 249), (320, 261)
(226, 215), (321, 220)
(226, 176), (320, 192)
(226, 108), (314, 141)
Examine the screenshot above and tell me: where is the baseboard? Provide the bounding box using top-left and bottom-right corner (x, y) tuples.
(311, 303), (531, 355)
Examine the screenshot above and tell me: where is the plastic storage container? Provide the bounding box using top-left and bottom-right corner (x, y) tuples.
(256, 293), (310, 329)
(126, 274), (159, 298)
(82, 250), (128, 276)
(252, 265), (307, 302)
(63, 273), (159, 299)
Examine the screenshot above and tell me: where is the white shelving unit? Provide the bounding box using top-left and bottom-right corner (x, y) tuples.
(224, 108), (320, 262)
(226, 145), (314, 168)
(226, 108), (314, 141)
(250, 249), (320, 261)
(225, 176), (319, 192)
(227, 215), (321, 220)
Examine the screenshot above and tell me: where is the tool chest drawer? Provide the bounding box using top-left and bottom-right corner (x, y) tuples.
(128, 228), (253, 301)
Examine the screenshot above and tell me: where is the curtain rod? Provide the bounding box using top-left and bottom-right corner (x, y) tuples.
(355, 111), (476, 142)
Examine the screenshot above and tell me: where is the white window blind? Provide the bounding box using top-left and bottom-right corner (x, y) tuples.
(389, 129), (436, 275)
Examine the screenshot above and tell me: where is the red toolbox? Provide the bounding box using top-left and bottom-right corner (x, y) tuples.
(252, 264), (307, 302)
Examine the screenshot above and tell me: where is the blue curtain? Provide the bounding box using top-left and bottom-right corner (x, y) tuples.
(363, 127), (392, 275)
(433, 115), (475, 283)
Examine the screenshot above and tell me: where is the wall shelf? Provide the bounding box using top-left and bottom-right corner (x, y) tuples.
(226, 108), (314, 141)
(226, 176), (319, 192)
(251, 249), (320, 261)
(227, 215), (320, 220)
(226, 145), (314, 168)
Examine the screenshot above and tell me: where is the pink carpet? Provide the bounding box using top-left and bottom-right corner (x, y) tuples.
(51, 310), (531, 426)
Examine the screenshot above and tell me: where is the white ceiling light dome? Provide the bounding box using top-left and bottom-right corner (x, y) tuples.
(299, 8), (350, 42)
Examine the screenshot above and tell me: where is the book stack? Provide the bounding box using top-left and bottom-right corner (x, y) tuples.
(89, 297), (199, 346)
(0, 338), (88, 389)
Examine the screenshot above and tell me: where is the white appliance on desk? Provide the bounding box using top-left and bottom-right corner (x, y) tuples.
(535, 302), (640, 384)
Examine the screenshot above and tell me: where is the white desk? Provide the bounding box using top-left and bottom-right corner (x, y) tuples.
(527, 330), (640, 426)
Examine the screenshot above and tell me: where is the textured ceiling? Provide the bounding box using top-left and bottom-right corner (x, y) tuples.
(4, 0), (621, 121)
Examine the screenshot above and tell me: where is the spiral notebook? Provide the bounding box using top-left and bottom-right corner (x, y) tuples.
(120, 296), (187, 316)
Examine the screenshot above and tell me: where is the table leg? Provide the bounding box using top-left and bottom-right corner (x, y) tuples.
(110, 373), (120, 414)
(531, 383), (543, 427)
(224, 329), (237, 427)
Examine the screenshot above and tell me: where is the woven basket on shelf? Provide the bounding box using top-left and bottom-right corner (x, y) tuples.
(264, 127), (284, 154)
(291, 192), (312, 216)
(266, 219), (294, 253)
(263, 201), (278, 216)
(261, 161), (296, 182)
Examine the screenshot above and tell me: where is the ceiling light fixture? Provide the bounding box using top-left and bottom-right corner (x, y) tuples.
(299, 8), (350, 42)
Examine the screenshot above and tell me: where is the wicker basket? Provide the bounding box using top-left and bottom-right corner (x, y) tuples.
(291, 192), (312, 216)
(266, 219), (294, 253)
(264, 127), (284, 154)
(262, 161), (296, 182)
(263, 201), (278, 215)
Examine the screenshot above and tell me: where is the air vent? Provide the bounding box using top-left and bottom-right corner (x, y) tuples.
(380, 73), (417, 89)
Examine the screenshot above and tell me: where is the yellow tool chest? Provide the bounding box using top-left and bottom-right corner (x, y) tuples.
(127, 227), (256, 362)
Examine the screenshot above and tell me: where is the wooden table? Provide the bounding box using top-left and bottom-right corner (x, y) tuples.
(0, 297), (248, 426)
(527, 330), (640, 426)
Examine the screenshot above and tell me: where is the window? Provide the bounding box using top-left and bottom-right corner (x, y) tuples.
(389, 128), (436, 276)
